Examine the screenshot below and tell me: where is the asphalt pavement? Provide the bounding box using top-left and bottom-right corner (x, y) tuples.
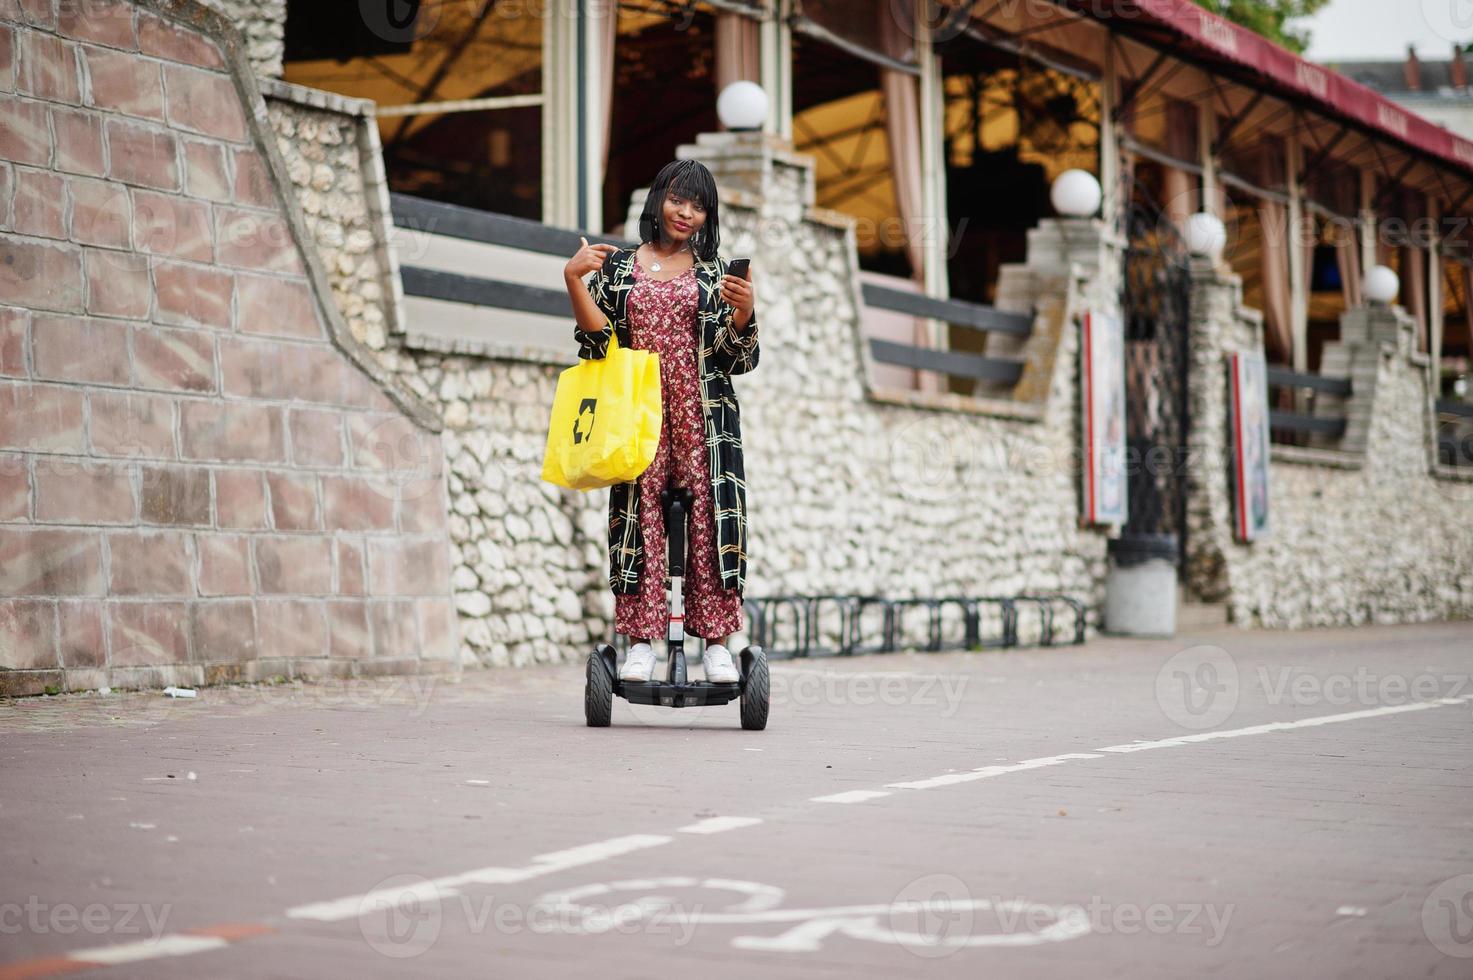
(2, 621), (1472, 978)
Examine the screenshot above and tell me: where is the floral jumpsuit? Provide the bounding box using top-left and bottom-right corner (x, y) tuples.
(613, 257), (744, 641)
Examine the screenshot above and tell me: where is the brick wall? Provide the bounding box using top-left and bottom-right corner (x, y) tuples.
(0, 0), (458, 695)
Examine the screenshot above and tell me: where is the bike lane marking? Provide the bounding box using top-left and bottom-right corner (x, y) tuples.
(8, 694), (1469, 975)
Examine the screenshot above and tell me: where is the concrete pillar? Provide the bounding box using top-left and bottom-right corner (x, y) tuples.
(1181, 255), (1266, 608)
(1104, 536), (1180, 636)
(667, 130), (814, 211)
(1318, 303), (1418, 454)
(986, 217), (1124, 405)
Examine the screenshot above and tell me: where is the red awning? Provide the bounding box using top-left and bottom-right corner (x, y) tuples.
(1063, 0), (1473, 181)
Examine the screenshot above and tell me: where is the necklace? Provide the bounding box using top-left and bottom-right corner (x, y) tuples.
(648, 241), (690, 273)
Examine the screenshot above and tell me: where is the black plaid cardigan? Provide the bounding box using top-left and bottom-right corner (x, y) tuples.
(573, 246), (761, 596)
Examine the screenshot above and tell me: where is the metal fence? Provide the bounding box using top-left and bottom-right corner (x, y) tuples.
(610, 593), (1088, 659)
(1267, 366), (1351, 444)
(1437, 400), (1473, 467)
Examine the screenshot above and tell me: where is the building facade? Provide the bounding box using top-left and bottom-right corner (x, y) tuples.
(1, 0), (1471, 693)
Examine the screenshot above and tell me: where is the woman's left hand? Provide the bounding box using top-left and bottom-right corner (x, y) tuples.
(720, 266), (755, 320)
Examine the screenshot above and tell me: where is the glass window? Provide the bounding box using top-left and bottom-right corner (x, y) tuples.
(283, 0), (545, 220)
(792, 0), (895, 64)
(1304, 212), (1354, 371)
(939, 35), (1101, 305)
(602, 3), (732, 236)
(791, 11), (906, 276)
(1218, 128), (1285, 197)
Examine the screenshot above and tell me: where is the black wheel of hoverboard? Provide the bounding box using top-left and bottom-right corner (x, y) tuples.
(739, 645), (769, 731)
(585, 645), (615, 727)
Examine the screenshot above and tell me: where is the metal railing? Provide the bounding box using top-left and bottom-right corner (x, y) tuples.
(1266, 366), (1351, 442)
(1437, 399), (1473, 467)
(860, 284), (1034, 390)
(390, 192), (635, 314)
(738, 592), (1087, 659)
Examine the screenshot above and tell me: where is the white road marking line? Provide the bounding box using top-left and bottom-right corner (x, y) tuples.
(286, 833), (672, 922)
(886, 754), (1103, 791)
(1095, 697), (1472, 754)
(36, 694), (1469, 971)
(71, 934), (228, 965)
(871, 698), (1473, 794)
(678, 816), (763, 834)
(811, 790), (892, 804)
(532, 880), (1090, 951)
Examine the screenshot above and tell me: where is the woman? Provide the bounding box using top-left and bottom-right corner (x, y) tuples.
(563, 159), (760, 684)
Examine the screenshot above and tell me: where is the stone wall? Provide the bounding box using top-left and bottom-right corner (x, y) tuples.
(257, 81), (612, 667)
(720, 163), (1110, 615)
(1184, 257), (1473, 627)
(256, 102), (1114, 665)
(200, 0), (283, 78)
(0, 0), (457, 694)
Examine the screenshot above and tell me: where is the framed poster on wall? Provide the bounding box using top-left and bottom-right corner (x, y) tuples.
(1080, 310), (1127, 526)
(1228, 351), (1271, 541)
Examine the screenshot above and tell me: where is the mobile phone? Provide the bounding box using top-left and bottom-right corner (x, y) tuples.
(727, 258), (750, 279)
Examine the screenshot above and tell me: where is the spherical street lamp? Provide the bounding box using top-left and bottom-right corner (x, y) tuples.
(717, 81), (768, 131)
(1050, 169), (1102, 218)
(1183, 212), (1227, 260)
(1364, 264), (1399, 304)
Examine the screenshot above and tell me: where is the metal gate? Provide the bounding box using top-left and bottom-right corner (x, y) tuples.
(1117, 179), (1192, 568)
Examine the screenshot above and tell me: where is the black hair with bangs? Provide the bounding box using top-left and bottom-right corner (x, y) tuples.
(637, 159), (721, 262)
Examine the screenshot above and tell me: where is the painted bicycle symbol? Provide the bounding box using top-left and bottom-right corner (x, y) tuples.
(529, 876), (1091, 956)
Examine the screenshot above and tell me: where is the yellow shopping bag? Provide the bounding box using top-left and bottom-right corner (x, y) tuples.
(541, 326), (662, 490)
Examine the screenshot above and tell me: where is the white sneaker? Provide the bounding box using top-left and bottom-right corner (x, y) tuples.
(620, 642), (656, 682)
(702, 644), (739, 684)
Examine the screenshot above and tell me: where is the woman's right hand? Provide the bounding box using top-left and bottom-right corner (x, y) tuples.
(566, 236), (619, 281)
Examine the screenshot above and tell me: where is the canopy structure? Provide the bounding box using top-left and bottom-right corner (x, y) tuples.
(1067, 0), (1473, 178)
(275, 0), (1473, 373)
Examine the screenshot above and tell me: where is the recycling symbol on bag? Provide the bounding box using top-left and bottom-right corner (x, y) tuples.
(573, 398), (597, 445)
